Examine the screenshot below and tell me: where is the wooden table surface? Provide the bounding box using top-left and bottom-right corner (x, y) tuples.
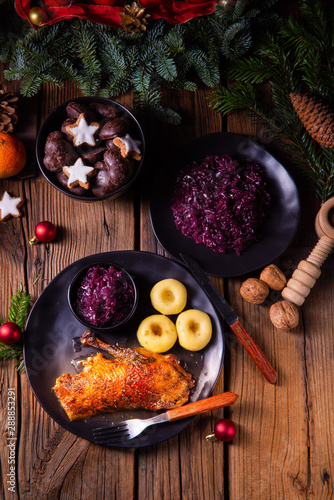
(1, 70), (333, 500)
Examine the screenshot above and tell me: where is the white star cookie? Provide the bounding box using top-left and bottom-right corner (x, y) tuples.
(0, 191), (24, 221)
(113, 134), (142, 160)
(66, 113), (100, 147)
(63, 158), (96, 189)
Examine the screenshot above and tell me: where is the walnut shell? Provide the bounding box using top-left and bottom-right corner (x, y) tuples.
(269, 300), (299, 330)
(260, 264), (287, 290)
(240, 278), (269, 304)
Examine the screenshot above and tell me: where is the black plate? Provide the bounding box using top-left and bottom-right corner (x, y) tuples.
(149, 133), (300, 277)
(23, 251), (224, 448)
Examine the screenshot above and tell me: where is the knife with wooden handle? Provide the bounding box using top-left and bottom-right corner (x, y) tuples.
(180, 253), (277, 384)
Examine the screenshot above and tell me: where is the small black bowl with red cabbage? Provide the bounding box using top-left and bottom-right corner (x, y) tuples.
(68, 263), (137, 331)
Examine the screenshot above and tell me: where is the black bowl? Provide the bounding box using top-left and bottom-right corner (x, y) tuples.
(36, 97), (145, 201)
(68, 261), (138, 332)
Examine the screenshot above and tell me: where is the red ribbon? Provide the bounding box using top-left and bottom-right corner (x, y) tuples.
(15, 0), (219, 28)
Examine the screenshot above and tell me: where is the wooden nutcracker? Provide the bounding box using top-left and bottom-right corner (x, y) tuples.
(270, 198), (334, 329)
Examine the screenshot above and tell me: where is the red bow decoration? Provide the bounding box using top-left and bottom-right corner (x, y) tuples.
(15, 0), (220, 28)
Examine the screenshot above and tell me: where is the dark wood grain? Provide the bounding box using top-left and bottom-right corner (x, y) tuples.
(226, 95), (334, 500)
(1, 41), (334, 500)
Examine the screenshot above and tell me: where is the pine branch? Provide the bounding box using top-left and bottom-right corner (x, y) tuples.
(226, 56), (275, 84)
(0, 342), (25, 373)
(210, 83), (257, 114)
(233, 0), (248, 20)
(7, 288), (31, 330)
(209, 0), (334, 202)
(1, 0), (279, 123)
(0, 287), (31, 373)
(221, 21), (252, 60)
(154, 42), (178, 82)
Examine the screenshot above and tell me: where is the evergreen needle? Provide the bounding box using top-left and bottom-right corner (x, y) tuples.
(208, 0), (334, 202)
(0, 0), (279, 124)
(0, 288), (31, 373)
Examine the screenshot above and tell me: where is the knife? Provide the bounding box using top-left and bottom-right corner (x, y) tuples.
(180, 253), (277, 384)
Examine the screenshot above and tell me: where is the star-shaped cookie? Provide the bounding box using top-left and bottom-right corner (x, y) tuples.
(113, 134), (142, 160)
(66, 113), (100, 147)
(63, 158), (96, 189)
(0, 191), (24, 221)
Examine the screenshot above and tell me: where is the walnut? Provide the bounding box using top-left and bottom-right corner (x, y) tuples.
(240, 278), (269, 304)
(260, 264), (287, 290)
(269, 300), (299, 330)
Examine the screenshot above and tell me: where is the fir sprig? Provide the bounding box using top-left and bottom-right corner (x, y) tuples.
(209, 0), (334, 202)
(7, 288), (31, 330)
(0, 287), (31, 373)
(0, 0), (279, 124)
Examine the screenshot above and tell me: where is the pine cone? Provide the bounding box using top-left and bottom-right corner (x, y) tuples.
(0, 84), (19, 133)
(119, 2), (150, 33)
(290, 93), (334, 148)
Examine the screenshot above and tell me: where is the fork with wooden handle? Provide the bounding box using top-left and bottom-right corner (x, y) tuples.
(93, 391), (238, 444)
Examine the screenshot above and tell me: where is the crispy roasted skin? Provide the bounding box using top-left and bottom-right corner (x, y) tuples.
(53, 331), (194, 421)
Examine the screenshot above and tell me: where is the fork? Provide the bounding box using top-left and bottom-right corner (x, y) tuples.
(93, 391), (238, 444)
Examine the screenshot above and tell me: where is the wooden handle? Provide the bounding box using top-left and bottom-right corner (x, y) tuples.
(230, 320), (277, 384)
(281, 198), (334, 307)
(281, 241), (333, 306)
(166, 392), (238, 422)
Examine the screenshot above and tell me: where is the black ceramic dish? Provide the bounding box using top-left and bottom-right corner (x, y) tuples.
(149, 132), (300, 277)
(36, 97), (145, 201)
(68, 261), (138, 332)
(23, 251), (224, 448)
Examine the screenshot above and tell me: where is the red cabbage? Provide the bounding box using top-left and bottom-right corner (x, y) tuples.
(76, 265), (135, 327)
(171, 154), (271, 255)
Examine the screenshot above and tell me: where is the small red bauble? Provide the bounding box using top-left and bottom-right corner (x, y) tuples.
(30, 221), (57, 245)
(0, 322), (22, 345)
(214, 418), (236, 442)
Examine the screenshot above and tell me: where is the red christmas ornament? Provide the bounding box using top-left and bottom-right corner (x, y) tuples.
(214, 418), (236, 442)
(0, 322), (22, 345)
(29, 221), (57, 245)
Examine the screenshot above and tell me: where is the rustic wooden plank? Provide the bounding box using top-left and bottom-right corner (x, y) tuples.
(0, 360), (21, 500)
(0, 67), (27, 500)
(224, 98), (333, 499)
(14, 83), (137, 499)
(225, 109), (297, 499)
(137, 86), (225, 500)
(140, 85), (223, 254)
(303, 270), (334, 498)
(1, 26), (332, 498)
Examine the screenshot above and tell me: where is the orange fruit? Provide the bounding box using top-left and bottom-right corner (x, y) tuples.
(0, 132), (27, 179)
